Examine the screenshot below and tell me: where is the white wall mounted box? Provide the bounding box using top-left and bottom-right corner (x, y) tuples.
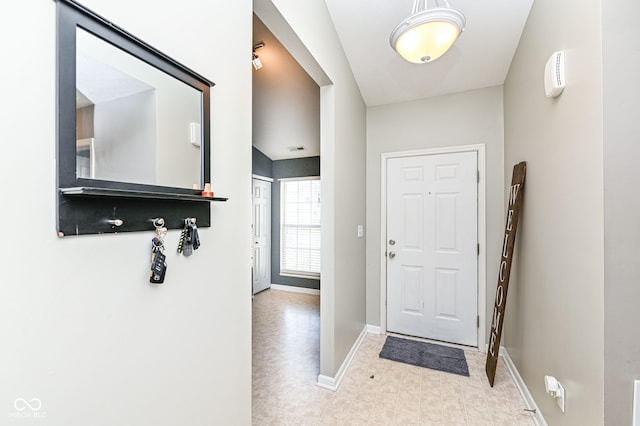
(190, 122), (201, 147)
(544, 51), (565, 98)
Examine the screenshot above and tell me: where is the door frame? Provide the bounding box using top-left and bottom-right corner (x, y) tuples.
(380, 144), (487, 350)
(252, 174), (273, 295)
(252, 174), (274, 183)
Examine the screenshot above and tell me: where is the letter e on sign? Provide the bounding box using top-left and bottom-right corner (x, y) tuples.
(506, 210), (514, 231)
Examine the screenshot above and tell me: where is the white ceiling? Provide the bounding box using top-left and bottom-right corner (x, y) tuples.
(323, 0), (534, 106)
(252, 1), (534, 160)
(77, 54), (154, 107)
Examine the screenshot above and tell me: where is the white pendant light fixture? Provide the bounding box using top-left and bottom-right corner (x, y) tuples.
(390, 0), (466, 64)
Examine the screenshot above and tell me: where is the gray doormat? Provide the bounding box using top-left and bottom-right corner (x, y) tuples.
(379, 336), (469, 377)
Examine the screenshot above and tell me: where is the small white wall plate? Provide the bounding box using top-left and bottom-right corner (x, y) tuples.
(190, 122), (201, 147)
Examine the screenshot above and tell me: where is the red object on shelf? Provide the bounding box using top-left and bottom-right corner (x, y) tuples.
(201, 182), (213, 197)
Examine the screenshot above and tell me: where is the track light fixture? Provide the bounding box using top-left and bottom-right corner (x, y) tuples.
(390, 0), (465, 64)
(252, 42), (265, 70)
(252, 53), (262, 70)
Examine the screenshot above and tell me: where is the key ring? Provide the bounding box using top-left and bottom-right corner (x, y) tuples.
(151, 218), (167, 253)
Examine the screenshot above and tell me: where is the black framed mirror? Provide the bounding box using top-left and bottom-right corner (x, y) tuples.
(56, 0), (224, 236)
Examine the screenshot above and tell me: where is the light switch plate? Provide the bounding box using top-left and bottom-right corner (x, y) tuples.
(357, 225), (364, 238)
(190, 122), (201, 147)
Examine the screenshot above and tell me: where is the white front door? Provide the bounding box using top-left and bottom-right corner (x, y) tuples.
(386, 151), (478, 346)
(253, 178), (271, 294)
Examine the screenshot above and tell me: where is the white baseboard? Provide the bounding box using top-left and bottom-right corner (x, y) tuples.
(366, 324), (381, 334)
(633, 380), (640, 426)
(316, 374), (337, 391)
(502, 348), (547, 426)
(317, 325), (368, 391)
(270, 284), (320, 295)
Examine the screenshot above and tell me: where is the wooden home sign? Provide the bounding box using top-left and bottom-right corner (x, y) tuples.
(485, 161), (526, 386)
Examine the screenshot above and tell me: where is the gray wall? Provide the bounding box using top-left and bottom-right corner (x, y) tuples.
(253, 146), (273, 178)
(271, 156), (321, 290)
(0, 0), (253, 424)
(503, 0), (605, 424)
(252, 149), (320, 290)
(603, 1), (640, 424)
(366, 86), (505, 339)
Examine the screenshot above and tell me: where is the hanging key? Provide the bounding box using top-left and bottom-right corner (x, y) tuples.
(181, 219), (194, 257)
(191, 222), (200, 250)
(177, 227), (186, 253)
(150, 249), (167, 283)
(150, 222), (168, 283)
(184, 221), (193, 244)
(182, 242), (193, 257)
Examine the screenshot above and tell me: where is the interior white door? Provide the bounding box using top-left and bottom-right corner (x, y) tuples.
(253, 178), (271, 294)
(386, 151), (478, 346)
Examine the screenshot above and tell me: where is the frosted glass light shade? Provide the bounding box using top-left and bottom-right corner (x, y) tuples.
(390, 8), (465, 64)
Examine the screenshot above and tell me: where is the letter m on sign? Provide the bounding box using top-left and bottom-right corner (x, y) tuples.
(485, 161), (526, 386)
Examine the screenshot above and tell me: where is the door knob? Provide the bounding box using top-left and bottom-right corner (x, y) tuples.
(389, 239), (396, 245)
(388, 251), (396, 259)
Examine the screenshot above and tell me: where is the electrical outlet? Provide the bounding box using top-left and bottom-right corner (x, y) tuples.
(545, 375), (566, 413)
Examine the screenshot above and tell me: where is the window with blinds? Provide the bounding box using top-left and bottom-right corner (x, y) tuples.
(280, 177), (321, 278)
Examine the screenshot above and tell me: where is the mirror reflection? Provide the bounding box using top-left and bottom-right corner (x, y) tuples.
(75, 28), (202, 188)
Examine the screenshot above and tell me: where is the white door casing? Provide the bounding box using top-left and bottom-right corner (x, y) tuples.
(386, 151), (478, 346)
(253, 177), (271, 294)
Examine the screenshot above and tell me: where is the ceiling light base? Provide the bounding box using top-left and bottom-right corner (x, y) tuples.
(390, 5), (466, 64)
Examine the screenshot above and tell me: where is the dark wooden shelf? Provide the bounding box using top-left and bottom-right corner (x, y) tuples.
(60, 186), (228, 202)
